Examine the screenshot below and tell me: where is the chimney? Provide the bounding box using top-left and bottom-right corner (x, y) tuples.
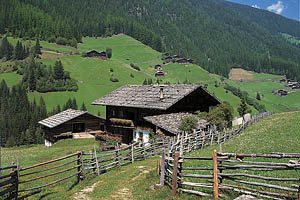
(159, 86), (164, 100)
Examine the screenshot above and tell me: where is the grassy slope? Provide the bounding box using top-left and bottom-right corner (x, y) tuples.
(226, 72), (300, 113)
(2, 35), (246, 116)
(0, 73), (21, 86)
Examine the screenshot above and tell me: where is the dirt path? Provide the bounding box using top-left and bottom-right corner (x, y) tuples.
(73, 182), (102, 200)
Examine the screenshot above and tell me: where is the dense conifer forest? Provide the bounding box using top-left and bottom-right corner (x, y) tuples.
(1, 0), (300, 80)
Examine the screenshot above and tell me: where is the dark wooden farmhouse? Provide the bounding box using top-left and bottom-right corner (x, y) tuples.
(92, 84), (221, 144)
(86, 50), (107, 60)
(38, 109), (106, 146)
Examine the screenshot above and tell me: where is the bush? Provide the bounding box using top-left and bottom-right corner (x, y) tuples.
(130, 63), (140, 71)
(110, 77), (119, 82)
(106, 47), (112, 58)
(179, 116), (198, 133)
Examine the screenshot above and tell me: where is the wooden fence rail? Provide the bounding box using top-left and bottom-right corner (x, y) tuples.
(2, 151), (84, 199)
(82, 140), (169, 175)
(163, 150), (300, 199)
(0, 164), (18, 200)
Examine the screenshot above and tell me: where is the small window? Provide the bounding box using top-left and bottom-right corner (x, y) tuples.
(119, 110), (124, 118)
(112, 110), (116, 117)
(100, 124), (105, 131)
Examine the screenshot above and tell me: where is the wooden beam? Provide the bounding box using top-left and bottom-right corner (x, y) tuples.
(172, 152), (179, 196)
(213, 149), (219, 200)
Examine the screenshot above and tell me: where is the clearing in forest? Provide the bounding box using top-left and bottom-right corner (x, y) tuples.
(229, 68), (253, 81)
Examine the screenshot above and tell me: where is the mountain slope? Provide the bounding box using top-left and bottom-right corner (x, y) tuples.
(2, 0), (300, 80)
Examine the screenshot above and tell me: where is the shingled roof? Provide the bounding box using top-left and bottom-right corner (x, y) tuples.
(144, 113), (208, 135)
(38, 109), (103, 128)
(92, 84), (220, 110)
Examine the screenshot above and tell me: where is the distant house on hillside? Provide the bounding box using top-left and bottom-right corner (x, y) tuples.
(163, 52), (170, 57)
(176, 58), (188, 64)
(92, 84), (221, 144)
(155, 70), (165, 78)
(164, 56), (173, 63)
(86, 50), (107, 60)
(38, 109), (106, 146)
(187, 59), (193, 64)
(154, 64), (163, 71)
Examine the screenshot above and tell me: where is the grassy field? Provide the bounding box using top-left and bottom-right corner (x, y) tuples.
(0, 72), (21, 87)
(225, 74), (300, 113)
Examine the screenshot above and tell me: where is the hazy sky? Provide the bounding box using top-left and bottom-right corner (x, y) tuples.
(226, 0), (300, 21)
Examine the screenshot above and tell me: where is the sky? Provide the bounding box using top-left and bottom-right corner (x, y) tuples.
(226, 0), (300, 21)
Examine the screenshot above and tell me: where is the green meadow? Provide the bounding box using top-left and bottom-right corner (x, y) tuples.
(1, 34), (251, 116)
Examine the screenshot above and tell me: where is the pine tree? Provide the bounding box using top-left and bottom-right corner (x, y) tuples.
(80, 102), (87, 111)
(237, 97), (251, 116)
(34, 38), (42, 55)
(143, 78), (147, 85)
(53, 60), (64, 80)
(39, 96), (47, 119)
(256, 92), (261, 101)
(106, 47), (112, 58)
(72, 98), (78, 109)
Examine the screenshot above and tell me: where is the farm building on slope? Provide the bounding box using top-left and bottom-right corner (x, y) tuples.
(92, 84), (221, 144)
(86, 50), (107, 60)
(38, 109), (106, 146)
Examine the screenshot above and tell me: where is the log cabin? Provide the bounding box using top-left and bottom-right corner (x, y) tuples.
(38, 109), (106, 146)
(92, 84), (221, 144)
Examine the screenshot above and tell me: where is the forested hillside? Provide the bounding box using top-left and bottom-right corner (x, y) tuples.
(1, 0), (300, 80)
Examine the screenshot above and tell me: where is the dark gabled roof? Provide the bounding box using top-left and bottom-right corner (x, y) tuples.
(144, 113), (208, 135)
(38, 109), (104, 128)
(92, 84), (221, 110)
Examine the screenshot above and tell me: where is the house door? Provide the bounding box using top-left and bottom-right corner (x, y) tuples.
(73, 123), (85, 133)
(122, 129), (133, 144)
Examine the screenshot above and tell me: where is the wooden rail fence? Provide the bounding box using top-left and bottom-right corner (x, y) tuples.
(0, 164), (18, 200)
(162, 150), (300, 199)
(82, 140), (169, 175)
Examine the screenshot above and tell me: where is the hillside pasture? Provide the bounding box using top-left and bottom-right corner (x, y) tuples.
(229, 68), (253, 81)
(0, 72), (22, 86)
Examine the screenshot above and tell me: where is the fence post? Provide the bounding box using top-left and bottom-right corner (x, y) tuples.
(131, 143), (134, 164)
(180, 133), (184, 157)
(172, 152), (179, 196)
(94, 145), (100, 176)
(212, 149), (219, 200)
(90, 150), (95, 174)
(116, 146), (120, 167)
(210, 129), (214, 146)
(160, 149), (166, 186)
(143, 142), (146, 160)
(15, 158), (19, 200)
(77, 151), (83, 182)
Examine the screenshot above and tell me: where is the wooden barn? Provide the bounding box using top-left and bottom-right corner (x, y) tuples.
(176, 58), (189, 64)
(38, 109), (106, 146)
(155, 71), (165, 78)
(86, 50), (107, 60)
(92, 84), (221, 144)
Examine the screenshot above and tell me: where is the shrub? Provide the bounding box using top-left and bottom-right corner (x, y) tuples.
(179, 116), (198, 133)
(110, 77), (119, 82)
(130, 63), (140, 71)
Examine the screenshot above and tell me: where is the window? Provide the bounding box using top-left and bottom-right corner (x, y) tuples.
(119, 110), (124, 118)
